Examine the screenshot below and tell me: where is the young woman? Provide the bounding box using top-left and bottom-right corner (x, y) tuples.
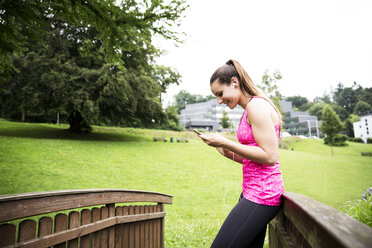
(198, 59), (284, 248)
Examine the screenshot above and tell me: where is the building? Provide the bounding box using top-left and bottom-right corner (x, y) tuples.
(280, 100), (320, 137)
(353, 111), (372, 143)
(180, 99), (244, 131)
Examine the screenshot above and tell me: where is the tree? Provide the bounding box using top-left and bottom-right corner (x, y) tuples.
(320, 106), (344, 155)
(174, 90), (214, 113)
(0, 0), (188, 132)
(285, 96), (309, 109)
(153, 65), (181, 102)
(258, 70), (282, 107)
(344, 114), (359, 138)
(0, 0), (188, 73)
(219, 110), (231, 129)
(359, 87), (372, 106)
(308, 102), (329, 120)
(353, 101), (372, 115)
(331, 104), (349, 122)
(333, 83), (358, 114)
(164, 105), (183, 131)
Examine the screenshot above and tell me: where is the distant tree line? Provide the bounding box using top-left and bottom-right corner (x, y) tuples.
(285, 82), (372, 138)
(172, 74), (371, 139)
(0, 0), (188, 132)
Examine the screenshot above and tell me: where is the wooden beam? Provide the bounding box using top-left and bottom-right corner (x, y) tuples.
(282, 192), (372, 248)
(4, 212), (166, 248)
(0, 189), (172, 223)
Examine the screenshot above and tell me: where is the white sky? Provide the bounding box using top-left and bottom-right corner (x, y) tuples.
(154, 0), (372, 106)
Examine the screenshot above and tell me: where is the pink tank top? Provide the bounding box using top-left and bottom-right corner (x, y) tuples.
(237, 97), (284, 206)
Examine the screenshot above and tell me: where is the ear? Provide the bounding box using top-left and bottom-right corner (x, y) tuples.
(231, 77), (239, 87)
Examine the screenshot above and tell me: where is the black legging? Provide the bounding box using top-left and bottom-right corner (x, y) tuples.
(210, 194), (281, 248)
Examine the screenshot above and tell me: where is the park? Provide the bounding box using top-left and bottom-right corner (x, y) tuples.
(1, 0), (372, 247)
(0, 120), (372, 247)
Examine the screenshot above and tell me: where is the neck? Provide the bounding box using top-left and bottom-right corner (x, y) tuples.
(238, 95), (253, 109)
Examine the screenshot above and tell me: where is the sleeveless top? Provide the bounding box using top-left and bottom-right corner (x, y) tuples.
(237, 97), (284, 206)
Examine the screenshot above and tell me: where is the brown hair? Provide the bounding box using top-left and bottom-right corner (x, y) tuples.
(210, 59), (282, 130)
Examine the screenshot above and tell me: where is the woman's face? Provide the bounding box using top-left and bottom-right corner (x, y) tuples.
(210, 78), (240, 109)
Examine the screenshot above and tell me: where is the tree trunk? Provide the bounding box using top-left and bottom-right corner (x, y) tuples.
(68, 111), (92, 133)
(21, 111), (25, 122)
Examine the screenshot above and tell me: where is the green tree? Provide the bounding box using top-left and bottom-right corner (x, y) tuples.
(164, 105), (183, 131)
(0, 0), (187, 132)
(153, 65), (182, 103)
(344, 114), (359, 138)
(353, 101), (372, 115)
(331, 104), (349, 122)
(219, 110), (231, 129)
(174, 90), (214, 113)
(258, 70), (283, 107)
(308, 102), (329, 120)
(320, 106), (344, 155)
(333, 83), (358, 114)
(285, 95), (309, 109)
(0, 0), (188, 73)
(359, 87), (372, 106)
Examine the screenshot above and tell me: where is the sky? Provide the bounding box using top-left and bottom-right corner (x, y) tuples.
(154, 0), (372, 106)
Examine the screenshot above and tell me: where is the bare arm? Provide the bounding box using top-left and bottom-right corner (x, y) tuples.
(199, 99), (279, 166)
(216, 147), (244, 164)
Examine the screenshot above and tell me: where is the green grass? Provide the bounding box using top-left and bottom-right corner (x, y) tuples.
(281, 138), (372, 209)
(0, 120), (372, 247)
(340, 195), (372, 227)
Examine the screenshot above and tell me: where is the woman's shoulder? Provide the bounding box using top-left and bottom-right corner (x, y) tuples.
(247, 97), (281, 127)
(246, 97), (272, 112)
(246, 97), (273, 123)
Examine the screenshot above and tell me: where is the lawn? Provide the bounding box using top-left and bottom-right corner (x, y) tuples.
(0, 120), (371, 247)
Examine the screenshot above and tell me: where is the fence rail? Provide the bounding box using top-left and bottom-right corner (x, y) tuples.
(0, 189), (172, 248)
(269, 191), (372, 248)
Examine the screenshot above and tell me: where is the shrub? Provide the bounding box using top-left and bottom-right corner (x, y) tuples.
(367, 138), (372, 144)
(324, 134), (348, 146)
(352, 137), (364, 143)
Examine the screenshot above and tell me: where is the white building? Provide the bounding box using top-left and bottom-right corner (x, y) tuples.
(180, 99), (244, 131)
(353, 111), (372, 143)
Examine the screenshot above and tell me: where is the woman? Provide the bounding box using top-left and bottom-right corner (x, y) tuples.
(198, 59), (284, 248)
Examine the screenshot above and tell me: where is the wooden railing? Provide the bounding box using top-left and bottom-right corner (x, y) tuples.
(0, 189), (172, 248)
(269, 191), (372, 248)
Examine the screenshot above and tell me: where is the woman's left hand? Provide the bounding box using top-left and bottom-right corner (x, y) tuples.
(199, 133), (227, 147)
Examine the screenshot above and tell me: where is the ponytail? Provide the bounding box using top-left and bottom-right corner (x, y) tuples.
(228, 59), (260, 97)
(211, 59), (283, 131)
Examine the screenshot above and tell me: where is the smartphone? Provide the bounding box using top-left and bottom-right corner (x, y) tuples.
(193, 129), (202, 135)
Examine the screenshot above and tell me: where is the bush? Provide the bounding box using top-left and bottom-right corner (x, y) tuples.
(367, 138), (372, 144)
(324, 134), (348, 146)
(351, 137), (364, 143)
